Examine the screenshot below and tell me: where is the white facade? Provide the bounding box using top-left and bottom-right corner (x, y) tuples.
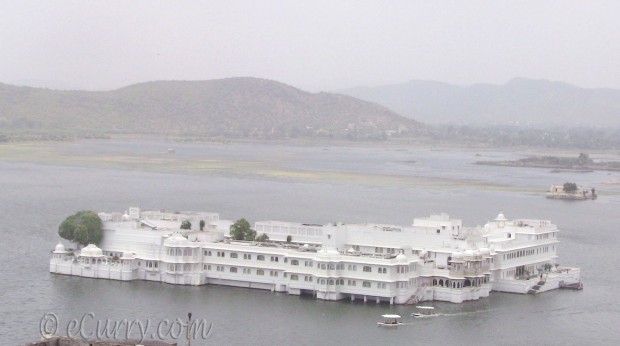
(50, 208), (581, 304)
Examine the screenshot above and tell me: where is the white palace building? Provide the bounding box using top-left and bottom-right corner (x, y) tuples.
(50, 207), (582, 304)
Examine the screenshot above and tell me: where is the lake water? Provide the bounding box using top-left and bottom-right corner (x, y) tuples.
(1, 141), (619, 345)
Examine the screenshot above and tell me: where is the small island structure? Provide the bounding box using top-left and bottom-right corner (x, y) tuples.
(546, 182), (597, 200)
(50, 208), (582, 305)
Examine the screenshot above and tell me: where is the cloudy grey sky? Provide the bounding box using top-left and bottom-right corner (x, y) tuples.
(1, 1), (618, 91)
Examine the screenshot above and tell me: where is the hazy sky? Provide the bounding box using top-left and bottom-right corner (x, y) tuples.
(1, 1), (618, 91)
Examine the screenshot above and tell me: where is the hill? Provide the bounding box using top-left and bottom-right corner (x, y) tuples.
(338, 78), (620, 127)
(0, 78), (421, 141)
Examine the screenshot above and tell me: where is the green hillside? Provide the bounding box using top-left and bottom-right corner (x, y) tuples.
(0, 77), (421, 141)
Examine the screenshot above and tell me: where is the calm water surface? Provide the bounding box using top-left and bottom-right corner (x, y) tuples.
(1, 141), (619, 345)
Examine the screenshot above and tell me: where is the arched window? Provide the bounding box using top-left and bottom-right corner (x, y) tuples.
(257, 255), (265, 261)
(256, 269), (264, 275)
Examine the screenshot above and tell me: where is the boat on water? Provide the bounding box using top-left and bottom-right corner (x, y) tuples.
(412, 306), (437, 318)
(377, 314), (402, 326)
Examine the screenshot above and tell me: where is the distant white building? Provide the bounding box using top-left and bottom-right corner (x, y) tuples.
(50, 208), (581, 304)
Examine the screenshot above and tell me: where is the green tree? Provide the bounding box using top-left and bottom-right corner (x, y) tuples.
(563, 182), (578, 193)
(256, 233), (270, 242)
(58, 210), (103, 246)
(245, 228), (257, 241)
(576, 153), (591, 165)
(180, 220), (192, 230)
(199, 220), (206, 231)
(230, 218), (256, 241)
(286, 235), (292, 243)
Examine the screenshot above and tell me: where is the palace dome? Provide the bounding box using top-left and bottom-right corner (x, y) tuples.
(396, 253), (407, 262)
(495, 212), (508, 222)
(164, 233), (190, 247)
(54, 242), (66, 253)
(81, 244), (103, 257)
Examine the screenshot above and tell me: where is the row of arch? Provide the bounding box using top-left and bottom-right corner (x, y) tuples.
(432, 276), (488, 288)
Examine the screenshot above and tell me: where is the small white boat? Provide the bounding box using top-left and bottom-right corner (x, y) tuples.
(412, 306), (437, 318)
(377, 314), (402, 326)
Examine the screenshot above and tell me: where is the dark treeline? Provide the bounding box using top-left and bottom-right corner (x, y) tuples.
(426, 125), (620, 149)
(3, 123), (620, 150)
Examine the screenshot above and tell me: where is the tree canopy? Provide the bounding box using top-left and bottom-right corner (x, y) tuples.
(563, 182), (578, 193)
(576, 153), (592, 165)
(58, 210), (103, 246)
(256, 233), (270, 242)
(180, 220), (192, 230)
(230, 218), (256, 241)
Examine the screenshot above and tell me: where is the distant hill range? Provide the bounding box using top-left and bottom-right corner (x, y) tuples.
(338, 78), (620, 127)
(0, 77), (420, 141)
